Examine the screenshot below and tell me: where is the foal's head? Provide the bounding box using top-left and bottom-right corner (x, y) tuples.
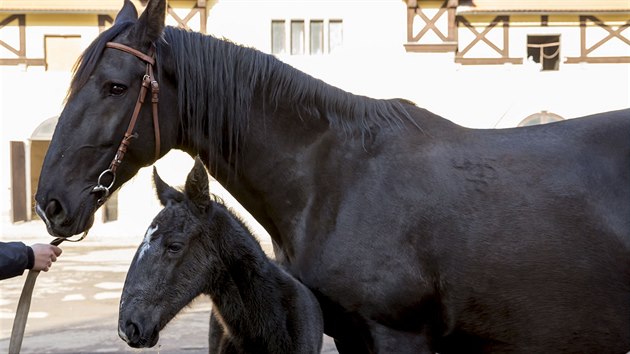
(119, 158), (217, 348)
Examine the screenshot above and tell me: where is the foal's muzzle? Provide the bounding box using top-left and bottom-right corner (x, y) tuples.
(118, 319), (159, 348)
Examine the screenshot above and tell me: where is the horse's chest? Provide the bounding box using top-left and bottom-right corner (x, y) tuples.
(294, 234), (434, 328)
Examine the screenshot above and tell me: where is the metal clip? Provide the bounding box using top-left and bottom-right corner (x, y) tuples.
(91, 169), (116, 204)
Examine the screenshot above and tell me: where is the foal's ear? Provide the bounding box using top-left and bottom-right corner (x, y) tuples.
(153, 167), (183, 206)
(115, 0), (138, 24)
(185, 157), (211, 213)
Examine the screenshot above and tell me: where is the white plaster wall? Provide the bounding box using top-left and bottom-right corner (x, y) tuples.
(2, 2), (629, 232)
(1, 68), (71, 224)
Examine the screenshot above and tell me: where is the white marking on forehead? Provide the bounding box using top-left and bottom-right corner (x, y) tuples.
(137, 224), (158, 262)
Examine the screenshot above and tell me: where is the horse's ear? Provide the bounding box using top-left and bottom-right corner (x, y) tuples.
(115, 0), (138, 25)
(185, 157), (211, 213)
(153, 167), (183, 206)
(131, 0), (166, 45)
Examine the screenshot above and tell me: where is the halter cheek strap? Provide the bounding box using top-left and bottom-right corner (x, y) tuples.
(91, 42), (161, 205)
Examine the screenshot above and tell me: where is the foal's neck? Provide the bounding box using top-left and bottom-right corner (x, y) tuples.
(202, 204), (284, 330)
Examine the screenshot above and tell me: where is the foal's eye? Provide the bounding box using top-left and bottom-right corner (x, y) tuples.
(167, 243), (183, 253)
(109, 83), (127, 96)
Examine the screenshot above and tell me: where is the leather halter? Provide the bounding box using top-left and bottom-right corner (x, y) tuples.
(92, 42), (161, 205)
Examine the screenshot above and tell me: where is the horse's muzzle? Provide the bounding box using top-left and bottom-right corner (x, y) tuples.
(118, 319), (159, 348)
(35, 200), (95, 238)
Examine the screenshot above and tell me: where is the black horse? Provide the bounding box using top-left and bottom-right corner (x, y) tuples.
(35, 0), (630, 352)
(119, 158), (323, 353)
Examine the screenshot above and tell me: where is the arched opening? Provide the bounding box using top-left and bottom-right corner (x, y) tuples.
(518, 110), (564, 127)
(29, 116), (58, 221)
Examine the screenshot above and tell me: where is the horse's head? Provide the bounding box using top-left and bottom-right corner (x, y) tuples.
(35, 0), (177, 237)
(119, 158), (214, 348)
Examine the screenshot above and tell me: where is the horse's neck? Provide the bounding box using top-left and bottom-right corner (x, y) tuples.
(202, 102), (332, 262)
(203, 207), (286, 334)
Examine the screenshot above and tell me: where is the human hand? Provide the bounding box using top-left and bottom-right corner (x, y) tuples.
(30, 243), (63, 272)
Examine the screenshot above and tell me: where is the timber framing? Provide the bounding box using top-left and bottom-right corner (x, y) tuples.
(455, 15), (522, 65)
(1, 1), (209, 67)
(98, 14), (114, 33)
(405, 0), (457, 52)
(0, 14), (45, 66)
(565, 15), (630, 64)
(167, 2), (207, 33)
(404, 1), (629, 65)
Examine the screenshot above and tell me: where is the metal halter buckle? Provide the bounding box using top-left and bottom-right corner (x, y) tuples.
(92, 169), (116, 204)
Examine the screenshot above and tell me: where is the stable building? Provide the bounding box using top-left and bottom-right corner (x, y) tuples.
(1, 0), (628, 225)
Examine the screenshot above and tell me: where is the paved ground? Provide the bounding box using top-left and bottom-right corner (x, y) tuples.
(1, 221), (338, 353)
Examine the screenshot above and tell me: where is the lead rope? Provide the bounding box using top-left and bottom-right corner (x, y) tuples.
(9, 232), (87, 354)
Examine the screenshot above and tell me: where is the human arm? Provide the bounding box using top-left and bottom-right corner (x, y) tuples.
(0, 242), (33, 280)
(30, 243), (62, 272)
(0, 242), (62, 280)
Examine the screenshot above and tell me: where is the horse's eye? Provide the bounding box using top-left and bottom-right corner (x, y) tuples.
(109, 83), (127, 96)
(167, 243), (183, 253)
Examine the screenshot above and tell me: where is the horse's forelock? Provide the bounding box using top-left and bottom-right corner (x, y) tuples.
(67, 21), (135, 101)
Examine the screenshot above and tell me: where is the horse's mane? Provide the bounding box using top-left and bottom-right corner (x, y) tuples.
(67, 21), (135, 100)
(68, 24), (416, 166)
(157, 27), (415, 162)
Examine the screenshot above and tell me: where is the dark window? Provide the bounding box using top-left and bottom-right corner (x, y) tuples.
(527, 35), (560, 71)
(518, 111), (564, 127)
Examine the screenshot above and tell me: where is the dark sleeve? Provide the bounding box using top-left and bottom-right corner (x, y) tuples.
(0, 241), (32, 280)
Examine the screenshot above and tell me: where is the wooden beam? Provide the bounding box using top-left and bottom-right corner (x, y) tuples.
(565, 56), (630, 64)
(10, 141), (27, 223)
(98, 14), (114, 33)
(0, 58), (46, 66)
(569, 15), (630, 64)
(455, 57), (523, 65)
(405, 0), (456, 52)
(583, 17), (630, 55)
(455, 15), (521, 64)
(0, 15), (26, 58)
(404, 42), (457, 52)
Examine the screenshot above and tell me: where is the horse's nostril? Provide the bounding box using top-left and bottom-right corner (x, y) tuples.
(126, 321), (140, 343)
(45, 199), (66, 224)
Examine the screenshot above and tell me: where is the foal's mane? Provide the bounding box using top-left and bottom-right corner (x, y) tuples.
(157, 27), (415, 160)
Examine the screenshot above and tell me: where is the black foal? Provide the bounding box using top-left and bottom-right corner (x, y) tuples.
(118, 158), (323, 353)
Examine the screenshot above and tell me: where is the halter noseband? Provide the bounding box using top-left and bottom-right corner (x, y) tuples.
(91, 42), (161, 205)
